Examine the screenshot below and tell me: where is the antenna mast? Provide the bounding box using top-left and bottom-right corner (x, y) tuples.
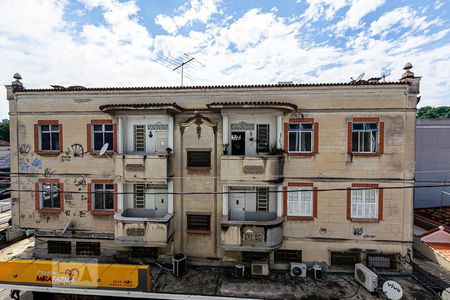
(173, 57), (195, 86)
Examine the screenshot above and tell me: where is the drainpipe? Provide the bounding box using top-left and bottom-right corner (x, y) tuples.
(179, 127), (184, 253)
(214, 127), (218, 258)
(276, 115), (283, 149)
(277, 185), (283, 217)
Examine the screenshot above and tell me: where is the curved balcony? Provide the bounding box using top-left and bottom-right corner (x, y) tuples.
(220, 155), (284, 184)
(220, 214), (284, 252)
(114, 209), (174, 247)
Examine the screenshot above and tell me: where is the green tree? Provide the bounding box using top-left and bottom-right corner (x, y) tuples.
(0, 123), (9, 142)
(417, 106), (450, 119)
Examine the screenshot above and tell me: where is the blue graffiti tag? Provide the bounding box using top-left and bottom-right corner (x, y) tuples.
(31, 158), (42, 169)
(19, 161), (29, 171)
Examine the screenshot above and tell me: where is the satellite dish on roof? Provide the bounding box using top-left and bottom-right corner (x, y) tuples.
(99, 143), (109, 156)
(383, 281), (403, 300)
(356, 73), (365, 82)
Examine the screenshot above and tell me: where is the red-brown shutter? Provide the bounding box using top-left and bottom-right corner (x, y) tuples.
(87, 124), (92, 152)
(59, 124), (63, 153)
(87, 183), (92, 212)
(114, 184), (118, 212)
(379, 122), (384, 154)
(283, 186), (287, 217)
(113, 123), (118, 153)
(284, 123), (289, 151)
(35, 182), (40, 210)
(34, 124), (39, 152)
(346, 188), (351, 220)
(60, 183), (64, 211)
(313, 187), (318, 218)
(378, 188), (383, 220)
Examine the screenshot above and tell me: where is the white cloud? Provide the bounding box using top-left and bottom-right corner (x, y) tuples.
(0, 0), (449, 120)
(334, 0), (385, 33)
(155, 0), (222, 34)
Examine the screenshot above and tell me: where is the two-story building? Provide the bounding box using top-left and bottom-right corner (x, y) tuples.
(5, 64), (420, 273)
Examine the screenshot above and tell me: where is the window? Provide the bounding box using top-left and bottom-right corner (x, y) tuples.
(93, 184), (114, 210)
(330, 252), (360, 270)
(187, 151), (211, 169)
(256, 187), (269, 212)
(134, 184), (145, 208)
(40, 124), (60, 151)
(256, 124), (270, 153)
(93, 124), (113, 151)
(288, 123), (313, 152)
(366, 253), (398, 270)
(274, 250), (302, 263)
(287, 186), (313, 217)
(130, 247), (158, 259)
(134, 125), (146, 152)
(76, 242), (101, 256)
(48, 241), (71, 255)
(351, 188), (378, 219)
(40, 182), (61, 209)
(187, 213), (211, 232)
(352, 123), (378, 153)
(242, 251), (269, 262)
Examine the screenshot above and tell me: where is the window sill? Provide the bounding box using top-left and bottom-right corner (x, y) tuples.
(287, 152), (316, 157)
(351, 152), (380, 157)
(186, 229), (211, 234)
(36, 151), (61, 157)
(38, 209), (62, 214)
(286, 216), (315, 221)
(90, 150), (115, 157)
(91, 210), (114, 215)
(187, 167), (211, 170)
(350, 218), (380, 223)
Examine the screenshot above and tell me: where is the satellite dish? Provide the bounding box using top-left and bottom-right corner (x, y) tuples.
(442, 287), (450, 300)
(356, 72), (365, 82)
(383, 281), (403, 300)
(99, 143), (109, 156)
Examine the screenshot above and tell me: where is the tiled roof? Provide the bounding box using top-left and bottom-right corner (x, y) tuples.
(415, 206), (450, 227)
(426, 243), (450, 260)
(99, 102), (184, 113)
(14, 81), (407, 93)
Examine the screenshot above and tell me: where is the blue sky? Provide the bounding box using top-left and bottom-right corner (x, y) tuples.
(0, 0), (449, 118)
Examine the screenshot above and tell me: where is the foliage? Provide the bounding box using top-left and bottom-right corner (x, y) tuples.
(0, 123), (9, 142)
(417, 106), (450, 119)
(269, 143), (284, 155)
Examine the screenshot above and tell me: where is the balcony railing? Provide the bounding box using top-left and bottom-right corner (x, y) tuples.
(115, 154), (173, 182)
(220, 155), (284, 183)
(114, 209), (174, 247)
(220, 215), (284, 252)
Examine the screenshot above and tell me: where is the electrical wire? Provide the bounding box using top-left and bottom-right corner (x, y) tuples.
(4, 183), (450, 196)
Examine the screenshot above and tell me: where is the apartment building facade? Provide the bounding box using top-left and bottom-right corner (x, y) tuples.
(6, 65), (420, 272)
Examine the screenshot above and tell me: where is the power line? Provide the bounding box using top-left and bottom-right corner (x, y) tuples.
(5, 183), (450, 196)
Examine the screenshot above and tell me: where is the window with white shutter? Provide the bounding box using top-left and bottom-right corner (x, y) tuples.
(351, 188), (378, 219)
(287, 187), (313, 217)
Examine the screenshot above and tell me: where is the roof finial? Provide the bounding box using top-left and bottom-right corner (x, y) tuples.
(12, 73), (24, 90)
(401, 62), (414, 79)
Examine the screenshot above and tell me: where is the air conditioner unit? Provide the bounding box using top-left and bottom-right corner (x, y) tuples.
(355, 263), (378, 292)
(290, 262), (307, 277)
(251, 262), (269, 276)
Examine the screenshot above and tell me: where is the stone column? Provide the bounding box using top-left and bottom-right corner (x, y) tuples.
(117, 183), (124, 212)
(117, 116), (123, 154)
(168, 179), (174, 214)
(277, 115), (283, 149)
(223, 115), (229, 149)
(222, 185), (229, 215)
(168, 115), (174, 150)
(277, 185), (283, 217)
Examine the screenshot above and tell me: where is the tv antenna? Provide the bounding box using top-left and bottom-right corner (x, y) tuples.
(153, 52), (205, 86)
(350, 73), (365, 83)
(381, 71), (391, 82)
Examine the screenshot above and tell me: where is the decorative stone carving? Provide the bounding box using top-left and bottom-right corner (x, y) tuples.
(242, 226), (265, 244)
(125, 164), (145, 172)
(243, 165), (265, 174)
(126, 228), (145, 236)
(231, 121), (255, 131)
(148, 123), (168, 131)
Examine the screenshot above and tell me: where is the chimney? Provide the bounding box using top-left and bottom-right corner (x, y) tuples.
(399, 63), (421, 95)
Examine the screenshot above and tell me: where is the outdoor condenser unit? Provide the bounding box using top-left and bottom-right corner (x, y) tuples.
(251, 261), (269, 276)
(354, 263), (378, 292)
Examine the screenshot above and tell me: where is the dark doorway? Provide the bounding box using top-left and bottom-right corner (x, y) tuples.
(231, 131), (245, 155)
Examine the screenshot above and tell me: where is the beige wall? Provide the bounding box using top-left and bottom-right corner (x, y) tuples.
(7, 84), (416, 266)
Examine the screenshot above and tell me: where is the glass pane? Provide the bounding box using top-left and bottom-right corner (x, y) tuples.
(363, 132), (372, 152)
(301, 132), (312, 152)
(104, 192), (114, 209)
(41, 133), (51, 150)
(365, 123), (378, 130)
(105, 184), (114, 190)
(301, 123), (313, 130)
(51, 132), (59, 150)
(370, 131), (377, 152)
(352, 132), (358, 152)
(94, 133), (104, 150)
(50, 125), (59, 131)
(93, 125), (103, 132)
(94, 192), (103, 209)
(353, 123), (363, 130)
(104, 125), (113, 131)
(94, 184), (104, 190)
(289, 124), (299, 130)
(359, 132), (365, 152)
(104, 133), (113, 150)
(288, 132), (298, 151)
(41, 125), (49, 131)
(52, 187), (60, 208)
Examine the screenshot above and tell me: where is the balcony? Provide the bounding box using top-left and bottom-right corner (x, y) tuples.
(220, 214), (284, 252)
(114, 209), (174, 247)
(115, 154), (173, 183)
(220, 155), (284, 184)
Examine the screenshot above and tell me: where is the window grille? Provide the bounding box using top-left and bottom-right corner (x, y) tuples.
(187, 151), (211, 168)
(256, 124), (270, 153)
(134, 184), (145, 208)
(48, 241), (71, 255)
(330, 252), (361, 270)
(134, 125), (146, 152)
(274, 250), (302, 263)
(242, 251), (269, 262)
(76, 242), (101, 256)
(366, 253), (398, 270)
(187, 214), (211, 231)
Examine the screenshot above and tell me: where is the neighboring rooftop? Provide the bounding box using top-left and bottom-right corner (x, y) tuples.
(415, 206), (450, 228)
(0, 141), (9, 147)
